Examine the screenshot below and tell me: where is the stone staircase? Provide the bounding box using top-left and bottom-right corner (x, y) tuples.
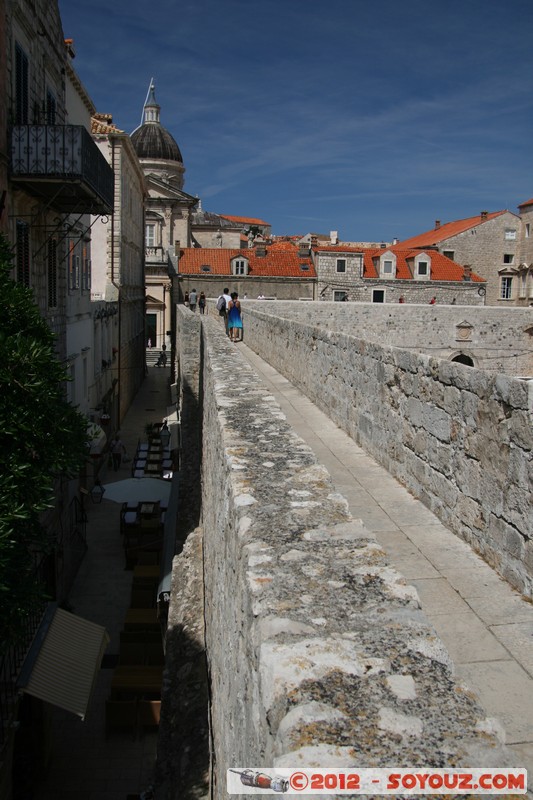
(145, 348), (163, 367)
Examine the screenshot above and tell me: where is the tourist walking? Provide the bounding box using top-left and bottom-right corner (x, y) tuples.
(227, 292), (243, 342)
(110, 433), (126, 471)
(198, 291), (206, 314)
(189, 288), (198, 312)
(216, 287), (232, 334)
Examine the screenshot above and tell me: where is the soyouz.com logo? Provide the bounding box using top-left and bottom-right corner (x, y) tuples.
(227, 768), (527, 794)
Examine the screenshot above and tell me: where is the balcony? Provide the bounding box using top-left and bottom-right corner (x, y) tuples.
(10, 125), (114, 214)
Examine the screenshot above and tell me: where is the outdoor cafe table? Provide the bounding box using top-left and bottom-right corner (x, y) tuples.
(111, 665), (163, 698)
(124, 607), (159, 630)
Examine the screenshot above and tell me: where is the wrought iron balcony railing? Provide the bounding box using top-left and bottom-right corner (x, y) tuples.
(10, 125), (114, 214)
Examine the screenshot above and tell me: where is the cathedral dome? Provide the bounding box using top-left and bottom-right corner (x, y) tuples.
(130, 81), (183, 164)
(131, 124), (183, 163)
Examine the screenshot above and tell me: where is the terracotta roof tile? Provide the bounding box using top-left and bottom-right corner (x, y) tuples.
(219, 215), (270, 226)
(178, 247), (315, 278)
(363, 248), (484, 282)
(518, 198), (533, 208)
(91, 114), (124, 134)
(314, 244), (365, 253)
(397, 211), (507, 248)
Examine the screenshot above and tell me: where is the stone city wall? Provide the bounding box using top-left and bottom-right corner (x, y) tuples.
(180, 310), (515, 799)
(243, 301), (533, 376)
(242, 304), (533, 598)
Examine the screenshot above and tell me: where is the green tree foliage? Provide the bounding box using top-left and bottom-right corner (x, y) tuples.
(0, 234), (88, 648)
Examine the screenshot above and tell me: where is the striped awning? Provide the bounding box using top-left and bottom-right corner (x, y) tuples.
(17, 605), (109, 720)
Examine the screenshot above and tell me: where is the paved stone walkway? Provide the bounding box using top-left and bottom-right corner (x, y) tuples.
(239, 342), (533, 784)
(35, 365), (172, 800)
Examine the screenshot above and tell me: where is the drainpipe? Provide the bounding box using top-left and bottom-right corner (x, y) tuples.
(110, 137), (121, 426)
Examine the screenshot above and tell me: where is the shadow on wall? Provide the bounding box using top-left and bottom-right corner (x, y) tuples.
(158, 613), (210, 799)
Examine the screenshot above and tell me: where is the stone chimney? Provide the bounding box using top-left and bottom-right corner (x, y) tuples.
(435, 220), (441, 229)
(174, 240), (180, 256)
(310, 234), (318, 247)
(330, 230), (338, 245)
(480, 211), (488, 220)
(298, 241), (311, 257)
(392, 237), (399, 245)
(463, 264), (472, 281)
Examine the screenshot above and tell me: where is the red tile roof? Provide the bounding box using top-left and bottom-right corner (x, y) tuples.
(518, 198), (533, 208)
(178, 247), (315, 278)
(314, 244), (365, 253)
(398, 211), (507, 248)
(219, 215), (270, 226)
(363, 249), (484, 282)
(91, 114), (124, 134)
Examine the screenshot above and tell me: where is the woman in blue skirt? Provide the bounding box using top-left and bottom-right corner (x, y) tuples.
(227, 292), (243, 342)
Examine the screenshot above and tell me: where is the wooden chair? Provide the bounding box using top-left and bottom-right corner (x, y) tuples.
(138, 699), (161, 735)
(105, 698), (138, 739)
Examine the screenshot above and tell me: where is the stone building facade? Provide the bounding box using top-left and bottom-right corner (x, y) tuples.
(177, 241), (316, 301)
(398, 210), (526, 306)
(130, 82), (198, 351)
(517, 198), (533, 305)
(91, 115), (147, 422)
(314, 244), (485, 305)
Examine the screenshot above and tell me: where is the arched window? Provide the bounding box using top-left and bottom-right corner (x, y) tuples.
(451, 353), (474, 367)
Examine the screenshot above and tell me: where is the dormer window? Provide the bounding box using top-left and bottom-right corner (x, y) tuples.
(232, 257), (248, 276)
(414, 253), (431, 280)
(379, 251), (396, 278)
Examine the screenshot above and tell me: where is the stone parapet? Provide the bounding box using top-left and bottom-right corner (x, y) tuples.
(243, 300), (533, 376)
(195, 314), (514, 799)
(242, 303), (533, 599)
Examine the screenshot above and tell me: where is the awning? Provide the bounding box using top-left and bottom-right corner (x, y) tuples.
(87, 423), (107, 455)
(17, 605), (109, 720)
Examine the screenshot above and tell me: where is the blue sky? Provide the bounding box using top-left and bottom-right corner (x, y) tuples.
(58, 0), (533, 242)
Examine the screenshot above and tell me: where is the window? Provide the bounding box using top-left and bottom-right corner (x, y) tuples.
(47, 238), (57, 307)
(16, 221), (30, 287)
(382, 260), (393, 274)
(68, 242), (80, 290)
(336, 259), (346, 273)
(500, 276), (512, 300)
(232, 259), (248, 275)
(503, 254), (514, 264)
(443, 250), (455, 260)
(333, 291), (347, 302)
(15, 43), (29, 124)
(526, 224), (530, 239)
(372, 289), (385, 303)
(46, 89), (56, 125)
(82, 246), (91, 291)
(417, 261), (429, 276)
(146, 224), (155, 247)
(505, 229), (517, 240)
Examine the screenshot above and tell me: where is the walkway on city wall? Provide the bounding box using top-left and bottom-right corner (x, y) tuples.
(236, 339), (533, 781)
